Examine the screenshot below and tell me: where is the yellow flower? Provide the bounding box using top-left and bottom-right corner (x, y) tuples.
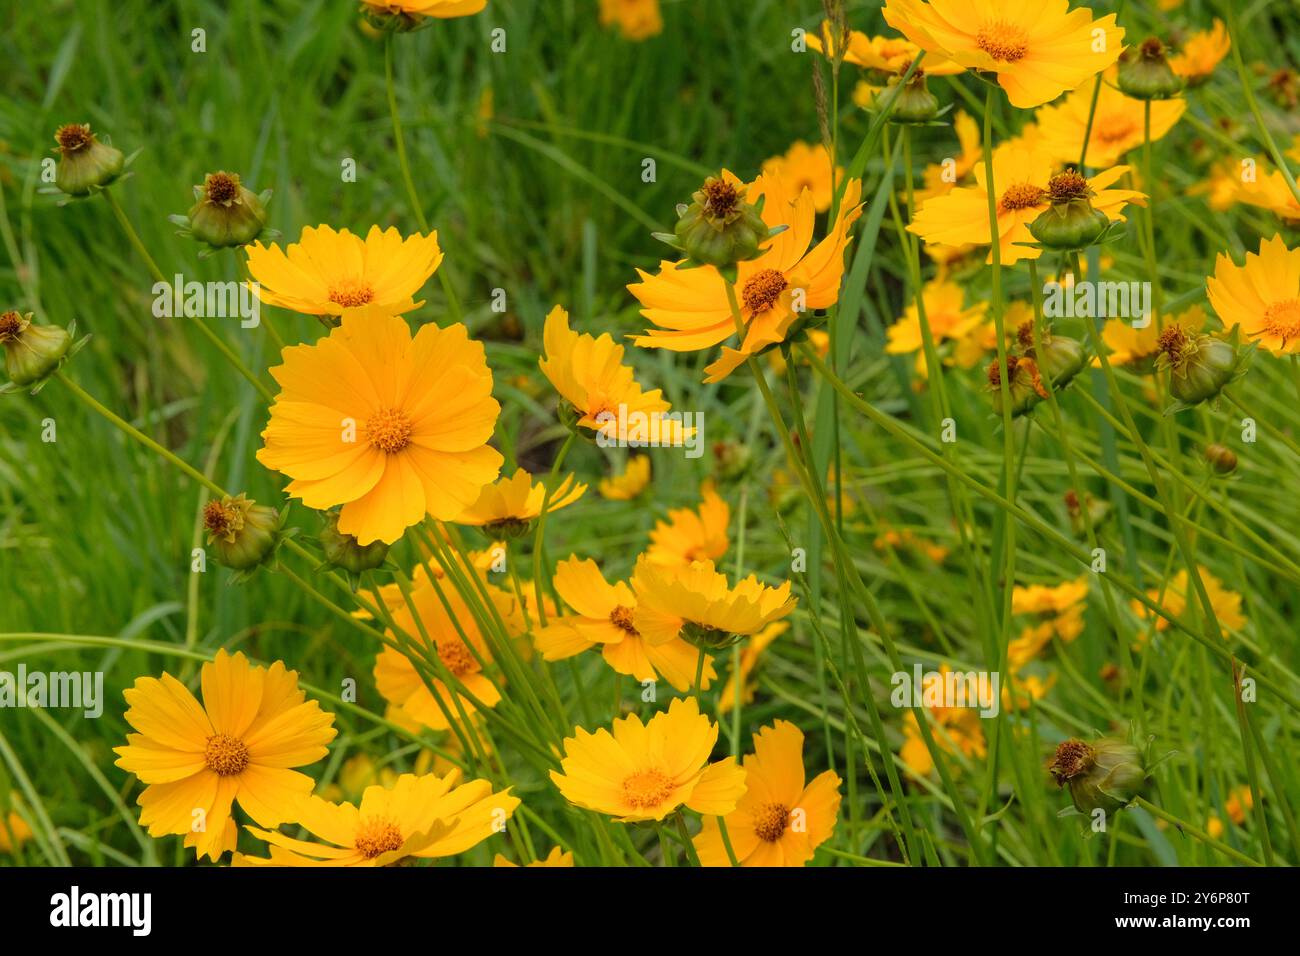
(599, 456), (651, 500)
(1208, 234), (1300, 355)
(695, 720), (841, 866)
(908, 144), (1145, 264)
(258, 309), (503, 545)
(245, 225), (443, 323)
(718, 621), (788, 714)
(235, 770), (517, 866)
(915, 110), (982, 202)
(806, 21), (964, 75)
(761, 140), (840, 213)
(629, 170), (863, 382)
(1170, 19), (1230, 84)
(881, 0), (1124, 109)
(1002, 671), (1057, 711)
(0, 795), (32, 854)
(114, 650), (337, 862)
(853, 80), (884, 110)
(494, 846), (574, 867)
(1033, 78), (1185, 168)
(599, 0), (661, 41)
(455, 469), (586, 535)
(1012, 576), (1089, 616)
(375, 582), (503, 731)
(886, 278), (987, 355)
(1235, 170), (1300, 225)
(1133, 566), (1247, 633)
(899, 666), (987, 776)
(535, 556), (717, 692)
(647, 480), (729, 566)
(1225, 784), (1254, 825)
(360, 0), (486, 18)
(549, 696), (746, 821)
(1093, 305), (1205, 368)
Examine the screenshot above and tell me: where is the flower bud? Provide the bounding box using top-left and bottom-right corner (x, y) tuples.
(1018, 320), (1087, 392)
(53, 124), (125, 196)
(319, 510), (388, 585)
(1117, 37), (1185, 101)
(203, 494), (282, 572)
(1049, 736), (1148, 816)
(886, 65), (939, 124)
(1157, 326), (1246, 407)
(182, 172), (269, 249)
(987, 353), (1046, 417)
(1028, 170), (1111, 251)
(0, 311), (72, 387)
(671, 174), (770, 269)
(1204, 443), (1238, 475)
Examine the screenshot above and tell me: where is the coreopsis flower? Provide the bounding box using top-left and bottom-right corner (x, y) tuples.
(0, 796), (32, 854)
(235, 771), (517, 866)
(761, 141), (839, 213)
(549, 696), (746, 822)
(874, 526), (950, 563)
(1002, 670), (1057, 711)
(203, 493), (286, 574)
(114, 650), (337, 861)
(885, 278), (987, 356)
(599, 0), (661, 41)
(1092, 305), (1206, 372)
(1033, 78), (1186, 167)
(915, 110), (982, 202)
(629, 170), (863, 382)
(1155, 323), (1250, 408)
(258, 309), (502, 546)
(374, 581), (502, 731)
(1170, 19), (1230, 86)
(899, 666), (987, 776)
(1049, 737), (1148, 816)
(695, 720), (841, 867)
(1235, 171), (1300, 225)
(598, 456), (651, 500)
(494, 846), (574, 867)
(52, 123), (124, 196)
(1013, 576), (1089, 618)
(907, 144), (1145, 264)
(805, 21), (964, 75)
(0, 310), (72, 388)
(538, 304), (690, 444)
(1191, 159), (1246, 213)
(535, 556), (716, 692)
(1131, 565), (1247, 633)
(646, 480), (729, 566)
(454, 469), (586, 538)
(1009, 576), (1088, 668)
(880, 0), (1124, 109)
(631, 556), (796, 653)
(175, 171), (270, 249)
(360, 0), (487, 30)
(718, 621), (788, 714)
(245, 225), (444, 325)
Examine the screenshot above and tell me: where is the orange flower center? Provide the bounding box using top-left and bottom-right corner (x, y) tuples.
(55, 123), (93, 152)
(1096, 117), (1139, 146)
(365, 408), (413, 454)
(202, 498), (244, 541)
(204, 172), (240, 204)
(0, 310), (23, 341)
(976, 21), (1029, 63)
(609, 605), (639, 635)
(998, 182), (1047, 214)
(438, 638), (477, 677)
(1262, 298), (1300, 341)
(621, 768), (674, 810)
(328, 278), (376, 308)
(753, 802), (791, 842)
(354, 817), (404, 859)
(742, 268), (788, 314)
(204, 733), (250, 776)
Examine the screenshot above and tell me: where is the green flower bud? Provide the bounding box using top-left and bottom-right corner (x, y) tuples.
(203, 494), (282, 571)
(184, 172), (269, 248)
(987, 353), (1046, 418)
(1157, 326), (1245, 407)
(1018, 320), (1087, 392)
(672, 174), (770, 269)
(886, 65), (939, 124)
(680, 620), (741, 653)
(482, 517), (534, 540)
(1204, 443), (1238, 476)
(1049, 737), (1148, 816)
(53, 124), (125, 196)
(319, 510), (388, 580)
(1, 311), (72, 386)
(1028, 170), (1110, 251)
(1117, 37), (1185, 101)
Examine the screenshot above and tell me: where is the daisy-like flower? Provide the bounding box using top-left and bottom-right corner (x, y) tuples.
(805, 21), (964, 75)
(494, 846), (574, 867)
(1132, 565), (1247, 633)
(1092, 306), (1205, 370)
(718, 621), (788, 714)
(245, 225), (443, 325)
(631, 555), (796, 652)
(899, 666), (987, 777)
(1235, 171), (1300, 225)
(375, 581), (503, 731)
(454, 469), (586, 537)
(915, 111), (982, 202)
(1207, 234), (1300, 355)
(235, 770), (518, 867)
(538, 304), (690, 444)
(550, 696), (746, 822)
(881, 0), (1124, 109)
(599, 0), (662, 41)
(695, 720), (840, 866)
(1033, 78), (1185, 168)
(598, 456), (651, 500)
(646, 480), (729, 566)
(885, 278), (988, 356)
(629, 170), (863, 382)
(114, 650), (337, 862)
(535, 556), (717, 692)
(761, 141), (839, 214)
(1169, 19), (1230, 85)
(257, 308), (503, 546)
(907, 144), (1146, 264)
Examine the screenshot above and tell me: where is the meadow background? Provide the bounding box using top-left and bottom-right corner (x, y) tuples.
(2, 0), (1299, 867)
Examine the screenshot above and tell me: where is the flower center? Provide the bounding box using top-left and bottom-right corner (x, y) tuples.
(55, 123), (93, 153)
(437, 638), (477, 677)
(1096, 117), (1138, 146)
(753, 802), (791, 842)
(1048, 739), (1097, 783)
(204, 733), (250, 776)
(202, 498), (244, 541)
(354, 817), (404, 859)
(1262, 298), (1300, 341)
(1047, 169), (1091, 203)
(609, 605), (639, 635)
(328, 278), (376, 309)
(998, 182), (1047, 214)
(1157, 324), (1189, 364)
(365, 408), (413, 454)
(621, 768), (674, 810)
(742, 268), (788, 314)
(204, 172), (240, 205)
(976, 21), (1029, 63)
(0, 311), (23, 341)
(701, 178), (741, 219)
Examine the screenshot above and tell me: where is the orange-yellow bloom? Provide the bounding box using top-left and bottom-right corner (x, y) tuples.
(761, 140), (840, 213)
(1033, 79), (1185, 168)
(630, 556), (796, 649)
(1170, 19), (1230, 84)
(599, 0), (661, 41)
(1207, 234), (1300, 355)
(805, 21), (964, 75)
(455, 469), (586, 534)
(646, 480), (729, 566)
(599, 456), (651, 500)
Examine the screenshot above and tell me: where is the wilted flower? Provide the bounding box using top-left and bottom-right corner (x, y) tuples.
(52, 123), (124, 196)
(1049, 736), (1148, 816)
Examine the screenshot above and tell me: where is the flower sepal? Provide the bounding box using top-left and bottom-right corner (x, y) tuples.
(0, 314), (91, 396)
